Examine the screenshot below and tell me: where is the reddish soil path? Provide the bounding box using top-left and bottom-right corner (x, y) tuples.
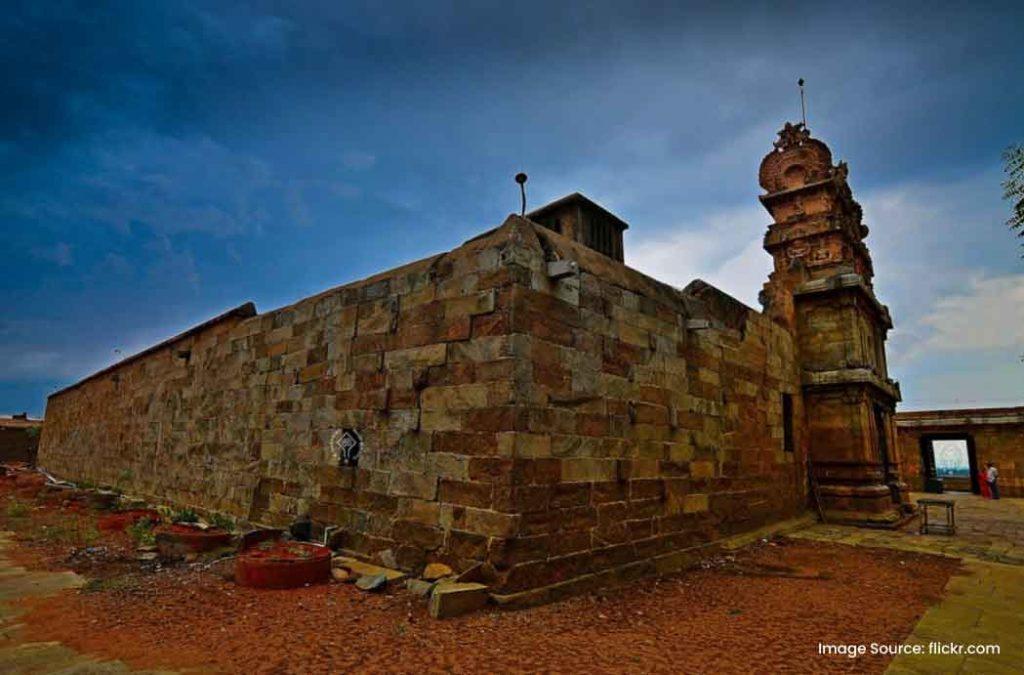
(0, 474), (958, 674)
(14, 539), (957, 674)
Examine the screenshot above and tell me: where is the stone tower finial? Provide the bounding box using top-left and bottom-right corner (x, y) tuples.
(757, 123), (878, 328)
(758, 123), (835, 194)
(773, 121), (811, 151)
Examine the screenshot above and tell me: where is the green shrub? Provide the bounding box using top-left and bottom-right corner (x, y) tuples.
(171, 508), (199, 524)
(127, 519), (156, 547)
(209, 512), (235, 532)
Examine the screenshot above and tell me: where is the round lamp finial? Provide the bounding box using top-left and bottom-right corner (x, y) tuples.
(515, 172), (528, 215)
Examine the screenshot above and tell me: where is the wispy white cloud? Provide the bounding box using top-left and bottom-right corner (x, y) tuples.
(0, 347), (80, 381)
(626, 204), (770, 307)
(917, 274), (1024, 354)
(859, 168), (1016, 361)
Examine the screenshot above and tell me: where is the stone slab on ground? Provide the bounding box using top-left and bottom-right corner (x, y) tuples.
(885, 560), (1024, 674)
(791, 493), (1024, 567)
(428, 582), (489, 619)
(355, 573), (388, 592)
(331, 556), (406, 583)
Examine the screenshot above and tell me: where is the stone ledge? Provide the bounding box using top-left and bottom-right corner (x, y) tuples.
(802, 367), (901, 401)
(793, 272), (893, 329)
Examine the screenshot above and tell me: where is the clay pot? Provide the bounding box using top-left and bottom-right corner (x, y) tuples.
(155, 525), (232, 558)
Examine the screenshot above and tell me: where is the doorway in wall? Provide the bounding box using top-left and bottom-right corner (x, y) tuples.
(920, 435), (979, 494)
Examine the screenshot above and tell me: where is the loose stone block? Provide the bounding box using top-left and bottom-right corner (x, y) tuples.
(332, 556), (406, 583)
(428, 582), (489, 619)
(422, 562), (454, 581)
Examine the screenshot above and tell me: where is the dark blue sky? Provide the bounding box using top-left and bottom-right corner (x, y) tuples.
(3, 1), (1023, 416)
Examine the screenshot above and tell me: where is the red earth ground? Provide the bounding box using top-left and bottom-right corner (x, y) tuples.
(0, 474), (959, 674)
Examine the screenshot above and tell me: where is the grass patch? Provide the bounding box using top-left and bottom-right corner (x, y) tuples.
(209, 512), (235, 532)
(37, 519), (101, 547)
(171, 508), (199, 524)
(127, 518), (156, 547)
(5, 498), (30, 519)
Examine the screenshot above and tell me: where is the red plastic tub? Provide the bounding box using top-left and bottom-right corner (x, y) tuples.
(235, 541), (332, 589)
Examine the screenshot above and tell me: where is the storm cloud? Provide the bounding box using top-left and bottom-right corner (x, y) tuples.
(2, 0), (1022, 414)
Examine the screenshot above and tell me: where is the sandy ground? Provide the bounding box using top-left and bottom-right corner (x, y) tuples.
(1, 473), (959, 674)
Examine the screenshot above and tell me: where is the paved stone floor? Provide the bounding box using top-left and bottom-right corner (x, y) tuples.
(798, 492), (1024, 565)
(0, 532), (170, 674)
(792, 493), (1024, 674)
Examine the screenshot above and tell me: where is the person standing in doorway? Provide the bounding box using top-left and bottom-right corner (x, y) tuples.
(986, 462), (1000, 500)
(979, 466), (992, 498)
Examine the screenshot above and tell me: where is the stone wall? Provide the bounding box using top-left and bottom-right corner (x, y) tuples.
(896, 407), (1024, 498)
(39, 215), (808, 594)
(41, 223), (522, 575)
(493, 224), (806, 593)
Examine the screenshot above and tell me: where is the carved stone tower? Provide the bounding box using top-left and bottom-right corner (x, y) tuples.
(758, 123), (908, 525)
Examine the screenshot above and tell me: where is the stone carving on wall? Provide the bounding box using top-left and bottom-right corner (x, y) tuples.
(329, 428), (362, 467)
(786, 242), (810, 260)
(808, 246), (837, 266)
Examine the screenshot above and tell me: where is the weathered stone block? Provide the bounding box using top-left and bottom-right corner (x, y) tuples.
(420, 410), (462, 432)
(690, 460), (716, 479)
(444, 290), (496, 317)
(428, 582), (489, 619)
(683, 493), (709, 513)
(420, 384), (489, 411)
(389, 472), (438, 500)
(385, 343), (447, 370)
(457, 507), (519, 537)
(439, 480), (492, 509)
(561, 458), (616, 483)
